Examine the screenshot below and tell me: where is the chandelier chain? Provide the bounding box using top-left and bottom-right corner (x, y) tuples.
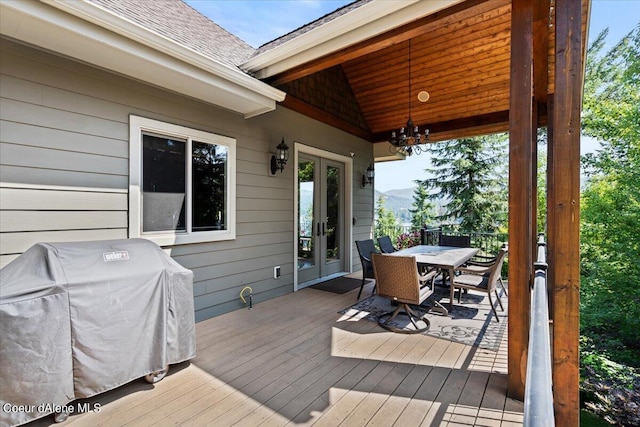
(389, 38), (429, 156)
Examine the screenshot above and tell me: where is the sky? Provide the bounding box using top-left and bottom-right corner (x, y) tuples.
(186, 0), (640, 192)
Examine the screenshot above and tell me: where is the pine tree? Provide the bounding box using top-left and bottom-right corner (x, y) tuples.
(419, 134), (508, 232)
(374, 195), (398, 238)
(409, 181), (435, 229)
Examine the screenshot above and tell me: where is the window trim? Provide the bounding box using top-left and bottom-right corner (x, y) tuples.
(129, 115), (236, 246)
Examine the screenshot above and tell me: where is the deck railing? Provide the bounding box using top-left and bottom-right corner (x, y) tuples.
(524, 234), (555, 426)
(419, 227), (508, 256)
(374, 226), (508, 255)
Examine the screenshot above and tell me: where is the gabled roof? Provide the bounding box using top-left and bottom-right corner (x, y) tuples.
(255, 0), (371, 53)
(89, 0), (254, 68)
(242, 0), (591, 153)
(2, 0), (590, 148)
(0, 0), (284, 118)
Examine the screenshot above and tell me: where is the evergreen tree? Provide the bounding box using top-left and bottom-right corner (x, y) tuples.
(409, 181), (435, 229)
(419, 134), (508, 232)
(374, 195), (398, 239)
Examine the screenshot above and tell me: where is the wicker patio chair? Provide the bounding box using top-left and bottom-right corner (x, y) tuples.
(371, 253), (438, 333)
(355, 239), (379, 300)
(377, 235), (397, 253)
(452, 248), (507, 322)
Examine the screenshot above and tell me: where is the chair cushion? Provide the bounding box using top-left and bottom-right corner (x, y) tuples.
(455, 273), (489, 289)
(457, 264), (489, 274)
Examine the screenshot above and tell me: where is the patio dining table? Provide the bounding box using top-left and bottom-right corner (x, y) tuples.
(394, 245), (480, 312)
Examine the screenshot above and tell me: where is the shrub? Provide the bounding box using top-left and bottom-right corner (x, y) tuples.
(395, 230), (421, 249)
(581, 337), (640, 426)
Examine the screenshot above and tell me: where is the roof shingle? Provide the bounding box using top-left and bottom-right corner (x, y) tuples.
(88, 0), (255, 68)
(253, 0), (370, 55)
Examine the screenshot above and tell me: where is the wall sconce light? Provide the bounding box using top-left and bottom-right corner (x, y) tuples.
(362, 163), (375, 187)
(270, 138), (289, 174)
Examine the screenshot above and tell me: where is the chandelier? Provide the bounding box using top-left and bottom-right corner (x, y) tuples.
(389, 39), (429, 156)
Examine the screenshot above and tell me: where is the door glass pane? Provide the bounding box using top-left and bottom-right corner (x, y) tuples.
(298, 160), (315, 270)
(326, 165), (340, 262)
(192, 141), (227, 231)
(142, 134), (186, 232)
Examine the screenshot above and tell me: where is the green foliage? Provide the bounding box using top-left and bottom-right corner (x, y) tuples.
(536, 128), (548, 234)
(374, 195), (398, 239)
(419, 134), (508, 232)
(580, 410), (611, 427)
(579, 24), (640, 426)
(395, 230), (422, 249)
(409, 182), (435, 229)
(581, 337), (640, 426)
(580, 25), (640, 368)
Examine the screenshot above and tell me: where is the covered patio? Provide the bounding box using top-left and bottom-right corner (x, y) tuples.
(1, 0), (588, 425)
(246, 0), (588, 423)
(31, 280), (522, 427)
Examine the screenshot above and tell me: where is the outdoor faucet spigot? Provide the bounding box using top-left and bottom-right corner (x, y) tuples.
(240, 286), (253, 310)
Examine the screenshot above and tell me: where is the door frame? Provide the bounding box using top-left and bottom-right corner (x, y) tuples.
(293, 142), (353, 291)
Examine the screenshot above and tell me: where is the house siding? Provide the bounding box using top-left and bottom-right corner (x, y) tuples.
(0, 38), (375, 321)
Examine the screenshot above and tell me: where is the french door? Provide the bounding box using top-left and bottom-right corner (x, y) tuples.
(297, 153), (345, 285)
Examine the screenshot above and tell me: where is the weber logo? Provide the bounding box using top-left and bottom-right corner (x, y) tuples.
(103, 251), (130, 262)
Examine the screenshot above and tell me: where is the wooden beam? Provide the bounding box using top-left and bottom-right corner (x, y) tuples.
(549, 0), (582, 424)
(267, 0), (498, 86)
(546, 94), (555, 318)
(507, 0), (534, 401)
(279, 95), (373, 141)
(370, 110), (509, 142)
(532, 102), (539, 261)
(533, 0), (551, 105)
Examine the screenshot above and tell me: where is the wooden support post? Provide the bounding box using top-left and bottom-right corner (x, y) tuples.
(508, 0), (534, 401)
(547, 95), (555, 317)
(532, 0), (549, 256)
(531, 102), (539, 260)
(549, 0), (582, 425)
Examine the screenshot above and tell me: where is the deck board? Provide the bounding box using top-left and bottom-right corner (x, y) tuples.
(29, 279), (522, 427)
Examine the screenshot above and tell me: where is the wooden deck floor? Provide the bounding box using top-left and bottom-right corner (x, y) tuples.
(34, 279), (523, 427)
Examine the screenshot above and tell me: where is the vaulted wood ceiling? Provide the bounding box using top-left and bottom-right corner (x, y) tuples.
(264, 0), (588, 143)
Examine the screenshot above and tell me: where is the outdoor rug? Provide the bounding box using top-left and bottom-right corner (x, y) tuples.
(310, 277), (372, 294)
(338, 287), (508, 351)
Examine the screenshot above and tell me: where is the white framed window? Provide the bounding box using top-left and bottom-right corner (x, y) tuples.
(129, 115), (236, 246)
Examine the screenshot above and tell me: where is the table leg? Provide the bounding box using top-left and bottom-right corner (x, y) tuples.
(448, 267), (455, 311)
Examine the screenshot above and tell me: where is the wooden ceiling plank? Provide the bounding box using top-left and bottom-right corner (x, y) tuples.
(350, 50), (512, 99)
(343, 34), (511, 92)
(362, 79), (510, 120)
(370, 110), (510, 142)
(268, 0), (508, 86)
(368, 93), (510, 134)
(343, 19), (511, 80)
(342, 4), (511, 74)
(353, 59), (512, 106)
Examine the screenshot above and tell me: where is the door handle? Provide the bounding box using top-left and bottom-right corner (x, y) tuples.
(316, 222), (321, 236)
(322, 222), (326, 236)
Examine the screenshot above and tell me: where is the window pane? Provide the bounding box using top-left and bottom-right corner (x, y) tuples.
(326, 165), (340, 262)
(298, 160), (315, 270)
(192, 141), (227, 231)
(142, 134), (186, 232)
